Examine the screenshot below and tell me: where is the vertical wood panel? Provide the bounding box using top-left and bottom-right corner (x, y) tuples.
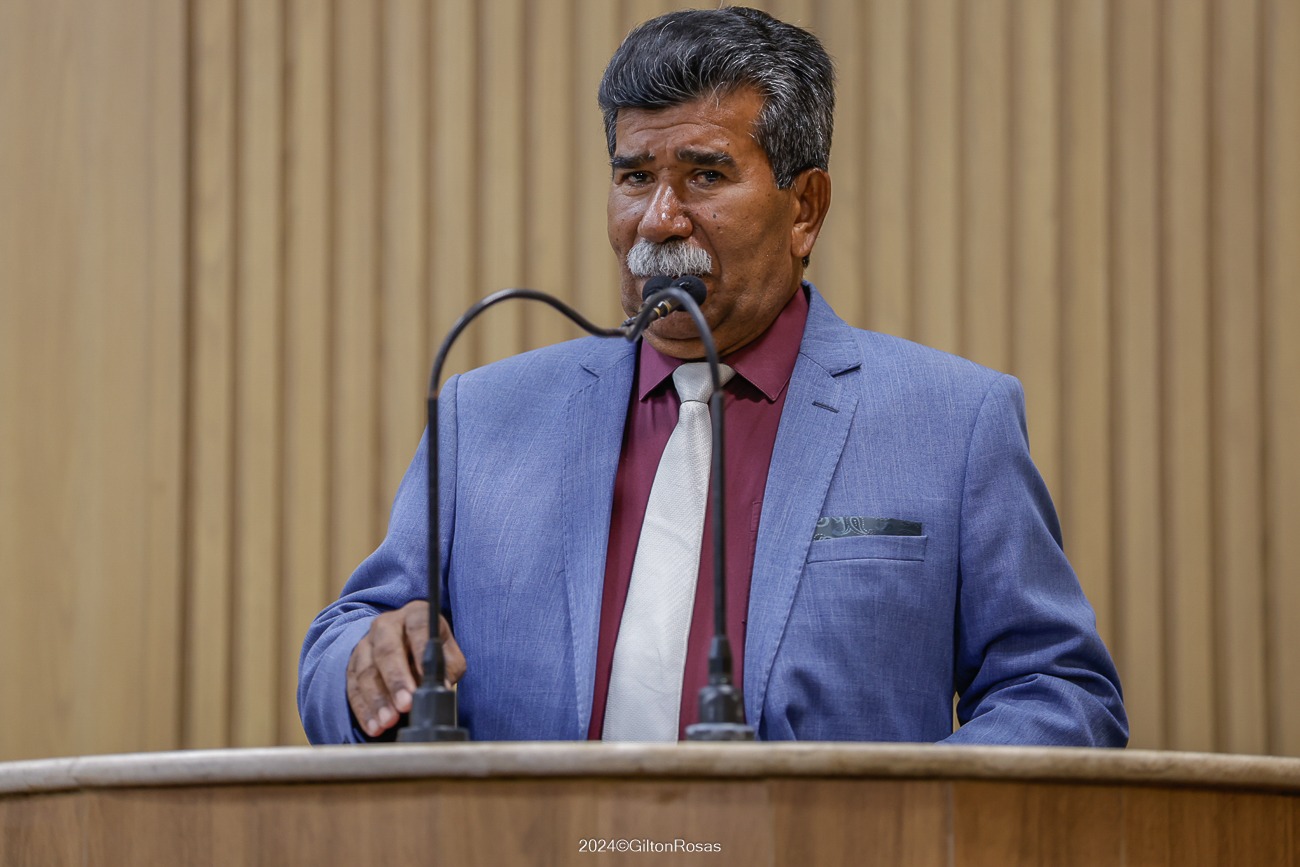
(815, 0), (867, 327)
(771, 780), (948, 866)
(1112, 0), (1165, 750)
(1121, 787), (1175, 865)
(1263, 0), (1300, 759)
(81, 0), (189, 757)
(429, 1), (479, 380)
(477, 0), (527, 364)
(331, 0), (382, 588)
(231, 0), (284, 748)
(571, 0), (622, 326)
(863, 0), (912, 337)
(186, 0), (237, 750)
(623, 0), (695, 30)
(1010, 0), (1062, 500)
(280, 0), (333, 745)
(1222, 792), (1297, 864)
(0, 0), (187, 761)
(911, 0), (961, 354)
(1162, 0), (1216, 753)
(1122, 788), (1300, 865)
(1008, 3), (1060, 504)
(0, 792), (83, 865)
(1058, 0), (1114, 648)
(66, 0), (117, 756)
(769, 0), (814, 30)
(380, 0), (431, 499)
(525, 0), (578, 348)
(0, 0), (38, 758)
(142, 0), (189, 755)
(621, 0), (661, 31)
(1210, 0), (1267, 755)
(960, 0), (1010, 372)
(952, 782), (1124, 865)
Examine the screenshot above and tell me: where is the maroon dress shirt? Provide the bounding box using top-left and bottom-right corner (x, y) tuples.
(587, 286), (810, 739)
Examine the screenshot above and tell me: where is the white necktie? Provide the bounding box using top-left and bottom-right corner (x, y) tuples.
(603, 362), (735, 741)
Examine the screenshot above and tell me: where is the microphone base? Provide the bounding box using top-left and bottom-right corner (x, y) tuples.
(396, 725), (470, 743)
(685, 681), (755, 741)
(395, 684), (470, 743)
(685, 723), (756, 741)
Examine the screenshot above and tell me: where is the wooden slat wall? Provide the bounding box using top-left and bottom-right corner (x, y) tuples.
(233, 0), (285, 749)
(1164, 0), (1216, 755)
(1266, 0), (1300, 761)
(0, 0), (1297, 760)
(0, 0), (187, 758)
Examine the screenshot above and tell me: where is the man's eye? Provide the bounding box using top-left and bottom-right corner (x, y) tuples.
(619, 171), (652, 185)
(695, 170), (724, 184)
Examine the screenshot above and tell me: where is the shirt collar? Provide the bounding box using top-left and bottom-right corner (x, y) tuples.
(636, 283), (810, 402)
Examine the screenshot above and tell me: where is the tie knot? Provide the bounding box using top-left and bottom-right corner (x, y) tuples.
(672, 362), (734, 404)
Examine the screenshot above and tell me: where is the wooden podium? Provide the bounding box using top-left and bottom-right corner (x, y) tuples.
(3, 744), (1298, 865)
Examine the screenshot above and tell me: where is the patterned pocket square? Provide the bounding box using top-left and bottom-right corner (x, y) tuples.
(813, 516), (923, 540)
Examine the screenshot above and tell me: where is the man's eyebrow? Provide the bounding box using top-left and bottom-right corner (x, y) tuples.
(609, 149), (738, 171)
(677, 148), (735, 168)
(611, 153), (651, 170)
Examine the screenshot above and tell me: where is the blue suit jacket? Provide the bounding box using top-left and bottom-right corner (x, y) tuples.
(299, 287), (1127, 746)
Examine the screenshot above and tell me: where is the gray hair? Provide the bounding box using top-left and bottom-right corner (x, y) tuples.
(598, 7), (836, 189)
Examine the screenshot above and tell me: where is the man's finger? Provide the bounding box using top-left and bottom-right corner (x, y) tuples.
(402, 602), (431, 681)
(346, 637), (395, 738)
(439, 615), (467, 688)
(371, 613), (419, 715)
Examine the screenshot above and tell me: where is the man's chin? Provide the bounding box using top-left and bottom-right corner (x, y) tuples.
(642, 318), (710, 359)
(647, 312), (705, 340)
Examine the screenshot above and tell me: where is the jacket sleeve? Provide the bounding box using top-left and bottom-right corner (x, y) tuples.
(942, 374), (1128, 747)
(297, 377), (459, 744)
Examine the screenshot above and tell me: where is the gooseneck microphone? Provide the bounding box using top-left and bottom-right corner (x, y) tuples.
(398, 276), (752, 742)
(398, 291), (624, 743)
(620, 274), (708, 332)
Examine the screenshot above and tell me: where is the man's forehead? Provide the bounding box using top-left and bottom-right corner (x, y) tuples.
(612, 98), (764, 162)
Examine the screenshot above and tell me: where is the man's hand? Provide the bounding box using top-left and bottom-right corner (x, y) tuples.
(345, 601), (467, 738)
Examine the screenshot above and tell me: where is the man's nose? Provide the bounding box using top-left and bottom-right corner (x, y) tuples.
(638, 183), (692, 243)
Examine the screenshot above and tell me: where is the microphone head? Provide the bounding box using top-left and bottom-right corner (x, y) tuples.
(670, 275), (708, 306)
(641, 275), (673, 302)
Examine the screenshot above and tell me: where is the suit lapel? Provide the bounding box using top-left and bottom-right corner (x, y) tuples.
(563, 340), (636, 738)
(745, 290), (862, 731)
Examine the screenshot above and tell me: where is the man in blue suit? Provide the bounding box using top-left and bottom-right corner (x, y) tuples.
(299, 7), (1126, 746)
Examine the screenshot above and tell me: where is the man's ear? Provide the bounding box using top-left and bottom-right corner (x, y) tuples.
(790, 168), (831, 262)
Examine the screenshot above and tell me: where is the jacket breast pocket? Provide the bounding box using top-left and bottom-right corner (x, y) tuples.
(805, 533), (929, 563)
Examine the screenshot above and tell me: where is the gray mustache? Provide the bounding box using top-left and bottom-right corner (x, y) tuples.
(626, 239), (714, 278)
